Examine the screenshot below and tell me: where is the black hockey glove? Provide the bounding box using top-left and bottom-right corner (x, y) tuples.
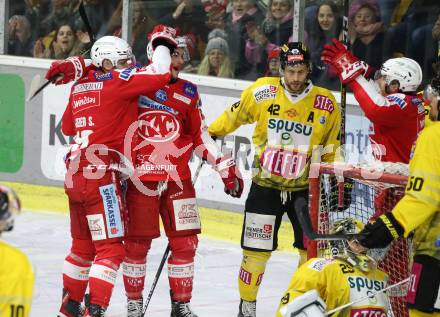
(357, 212), (404, 249)
(329, 177), (353, 212)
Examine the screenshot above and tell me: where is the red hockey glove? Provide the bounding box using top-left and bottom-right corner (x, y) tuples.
(321, 38), (366, 84)
(45, 56), (89, 85)
(357, 212), (404, 249)
(147, 24), (178, 52)
(215, 156), (244, 198)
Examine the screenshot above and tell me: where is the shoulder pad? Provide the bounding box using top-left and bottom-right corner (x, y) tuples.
(307, 258), (334, 271)
(386, 93), (408, 109)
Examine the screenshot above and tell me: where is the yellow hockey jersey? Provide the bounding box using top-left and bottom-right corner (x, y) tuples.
(392, 122), (440, 259)
(0, 240), (34, 317)
(276, 258), (390, 317)
(209, 77), (341, 191)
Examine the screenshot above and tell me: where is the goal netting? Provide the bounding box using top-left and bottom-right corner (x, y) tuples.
(307, 162), (412, 317)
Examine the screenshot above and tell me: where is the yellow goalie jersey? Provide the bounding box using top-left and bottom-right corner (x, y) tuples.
(276, 258), (390, 317)
(392, 122), (440, 259)
(0, 240), (34, 317)
(209, 77), (341, 191)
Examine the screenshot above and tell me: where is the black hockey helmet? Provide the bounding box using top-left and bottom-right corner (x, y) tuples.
(279, 42), (310, 70)
(0, 186), (21, 233)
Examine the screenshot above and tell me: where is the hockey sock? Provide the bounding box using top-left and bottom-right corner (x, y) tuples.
(298, 249), (308, 266)
(88, 242), (124, 308)
(62, 253), (92, 302)
(123, 240), (151, 299)
(238, 249), (271, 302)
(168, 235), (198, 302)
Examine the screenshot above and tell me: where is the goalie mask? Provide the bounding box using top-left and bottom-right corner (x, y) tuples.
(0, 185), (21, 233)
(330, 218), (378, 272)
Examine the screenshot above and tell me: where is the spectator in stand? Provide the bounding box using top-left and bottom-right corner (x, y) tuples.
(38, 0), (74, 38)
(306, 0), (342, 90)
(73, 0), (117, 39)
(7, 15), (35, 57)
(157, 0), (210, 62)
(265, 46), (281, 77)
(33, 23), (86, 59)
(198, 28), (234, 78)
(203, 0), (228, 30)
(224, 0), (264, 79)
(107, 0), (157, 65)
(349, 0), (389, 72)
(261, 0), (293, 46)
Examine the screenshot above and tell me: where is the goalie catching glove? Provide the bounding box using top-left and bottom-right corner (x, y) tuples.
(321, 38), (369, 84)
(45, 56), (92, 85)
(215, 156), (244, 198)
(279, 290), (326, 317)
(357, 212), (404, 249)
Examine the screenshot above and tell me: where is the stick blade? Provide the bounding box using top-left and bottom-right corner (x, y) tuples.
(26, 74), (41, 102)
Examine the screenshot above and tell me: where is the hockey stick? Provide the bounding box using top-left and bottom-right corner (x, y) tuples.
(141, 244), (171, 316)
(324, 277), (410, 316)
(340, 0), (349, 147)
(27, 0), (95, 102)
(141, 159), (204, 315)
(297, 206), (362, 241)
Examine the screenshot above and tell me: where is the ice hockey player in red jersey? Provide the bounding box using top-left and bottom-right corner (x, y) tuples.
(121, 31), (244, 317)
(52, 35), (172, 317)
(322, 38), (425, 163)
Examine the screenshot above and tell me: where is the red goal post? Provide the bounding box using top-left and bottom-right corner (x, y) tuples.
(307, 162), (412, 317)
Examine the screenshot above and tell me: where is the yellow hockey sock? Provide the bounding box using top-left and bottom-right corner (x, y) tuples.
(238, 249), (271, 302)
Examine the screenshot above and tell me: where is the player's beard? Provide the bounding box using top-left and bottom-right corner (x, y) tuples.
(285, 80), (307, 95)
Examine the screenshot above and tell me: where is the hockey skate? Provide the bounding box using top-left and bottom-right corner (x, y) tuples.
(127, 298), (143, 317)
(57, 289), (84, 317)
(83, 304), (105, 317)
(170, 300), (198, 317)
(237, 299), (256, 317)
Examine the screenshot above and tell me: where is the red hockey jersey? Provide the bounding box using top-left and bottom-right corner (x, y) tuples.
(134, 78), (220, 182)
(350, 76), (425, 163)
(62, 66), (171, 164)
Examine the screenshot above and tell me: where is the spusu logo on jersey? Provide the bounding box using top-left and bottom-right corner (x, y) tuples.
(137, 110), (180, 143)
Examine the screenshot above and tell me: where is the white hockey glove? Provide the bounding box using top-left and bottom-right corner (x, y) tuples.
(280, 290), (326, 317)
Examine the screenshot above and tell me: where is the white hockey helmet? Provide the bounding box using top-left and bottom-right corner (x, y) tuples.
(379, 57), (422, 92)
(91, 36), (135, 68)
(0, 185), (21, 233)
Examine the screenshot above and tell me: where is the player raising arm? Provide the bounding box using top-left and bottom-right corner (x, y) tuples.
(54, 35), (172, 317)
(208, 42), (341, 317)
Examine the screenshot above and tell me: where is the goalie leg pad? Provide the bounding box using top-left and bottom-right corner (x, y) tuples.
(123, 239), (152, 299)
(168, 235), (198, 302)
(238, 249), (271, 301)
(406, 254), (440, 313)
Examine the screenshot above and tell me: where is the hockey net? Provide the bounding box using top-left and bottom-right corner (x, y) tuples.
(307, 162), (412, 317)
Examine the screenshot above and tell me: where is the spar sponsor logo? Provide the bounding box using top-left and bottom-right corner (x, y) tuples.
(173, 198), (200, 231)
(138, 110), (180, 143)
(99, 184), (123, 238)
(314, 95), (334, 113)
(253, 85), (277, 103)
(72, 91), (100, 114)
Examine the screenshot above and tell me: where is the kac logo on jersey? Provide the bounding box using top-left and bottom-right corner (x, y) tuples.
(138, 110), (180, 143)
(183, 82), (197, 97)
(155, 89), (167, 103)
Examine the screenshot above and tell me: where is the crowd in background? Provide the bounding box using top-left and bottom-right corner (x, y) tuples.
(6, 0), (440, 88)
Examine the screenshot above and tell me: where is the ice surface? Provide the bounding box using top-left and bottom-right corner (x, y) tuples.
(4, 211), (299, 317)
